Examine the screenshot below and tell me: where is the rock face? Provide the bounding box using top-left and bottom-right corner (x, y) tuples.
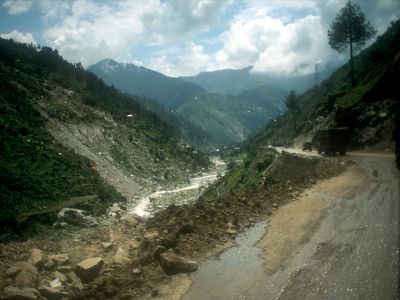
(58, 208), (98, 228)
(75, 257), (104, 283)
(159, 252), (198, 275)
(2, 287), (40, 300)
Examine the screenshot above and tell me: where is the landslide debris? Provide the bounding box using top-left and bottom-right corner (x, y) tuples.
(0, 152), (348, 299)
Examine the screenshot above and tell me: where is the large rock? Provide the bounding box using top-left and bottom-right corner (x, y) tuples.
(159, 252), (198, 275)
(53, 271), (68, 283)
(58, 208), (98, 228)
(15, 271), (36, 287)
(75, 257), (104, 283)
(38, 287), (68, 300)
(8, 262), (38, 287)
(112, 248), (130, 266)
(66, 272), (83, 296)
(48, 254), (69, 266)
(6, 266), (22, 277)
(2, 287), (40, 300)
(122, 213), (143, 227)
(16, 262), (38, 276)
(28, 249), (44, 268)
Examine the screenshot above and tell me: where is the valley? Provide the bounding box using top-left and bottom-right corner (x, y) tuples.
(0, 4), (399, 300)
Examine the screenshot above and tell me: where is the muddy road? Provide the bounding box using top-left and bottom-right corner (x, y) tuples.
(183, 153), (399, 299)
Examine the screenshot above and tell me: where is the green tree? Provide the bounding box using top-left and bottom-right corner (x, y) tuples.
(285, 89), (299, 134)
(328, 1), (376, 87)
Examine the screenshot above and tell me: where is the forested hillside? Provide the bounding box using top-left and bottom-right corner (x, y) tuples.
(176, 86), (286, 145)
(0, 39), (210, 240)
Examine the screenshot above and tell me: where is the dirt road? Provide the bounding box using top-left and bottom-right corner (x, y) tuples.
(183, 153), (399, 299)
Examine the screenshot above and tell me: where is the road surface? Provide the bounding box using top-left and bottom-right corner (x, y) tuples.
(183, 153), (399, 300)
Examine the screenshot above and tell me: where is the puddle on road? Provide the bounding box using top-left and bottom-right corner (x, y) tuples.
(182, 222), (269, 300)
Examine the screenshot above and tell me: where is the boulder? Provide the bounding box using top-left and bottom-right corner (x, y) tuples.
(159, 252), (197, 275)
(15, 270), (36, 287)
(113, 248), (130, 266)
(122, 214), (139, 227)
(49, 279), (62, 289)
(143, 230), (159, 240)
(56, 266), (72, 273)
(43, 260), (55, 271)
(16, 262), (38, 276)
(58, 208), (98, 228)
(6, 266), (21, 277)
(38, 287), (68, 300)
(160, 233), (178, 249)
(66, 272), (83, 295)
(2, 287), (40, 300)
(54, 271), (68, 283)
(28, 249), (44, 268)
(102, 242), (113, 251)
(226, 229), (237, 235)
(75, 257), (104, 283)
(12, 262), (38, 287)
(48, 254), (69, 266)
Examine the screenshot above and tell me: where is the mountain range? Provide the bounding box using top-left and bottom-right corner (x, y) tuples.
(88, 60), (309, 146)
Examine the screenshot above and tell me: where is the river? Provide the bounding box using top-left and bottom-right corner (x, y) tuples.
(129, 156), (226, 217)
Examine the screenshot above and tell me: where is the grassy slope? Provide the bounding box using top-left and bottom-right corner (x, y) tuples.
(247, 20), (400, 149)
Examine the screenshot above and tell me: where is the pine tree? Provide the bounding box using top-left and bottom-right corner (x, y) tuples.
(328, 1), (376, 87)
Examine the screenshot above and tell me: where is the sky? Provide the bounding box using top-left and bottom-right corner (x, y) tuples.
(1, 0), (399, 77)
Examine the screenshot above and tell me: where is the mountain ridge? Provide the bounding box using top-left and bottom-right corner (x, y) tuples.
(88, 59), (205, 109)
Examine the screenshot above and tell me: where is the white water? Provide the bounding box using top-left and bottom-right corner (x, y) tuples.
(130, 157), (225, 217)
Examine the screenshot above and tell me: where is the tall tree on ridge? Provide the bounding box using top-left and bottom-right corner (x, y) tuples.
(328, 1), (376, 87)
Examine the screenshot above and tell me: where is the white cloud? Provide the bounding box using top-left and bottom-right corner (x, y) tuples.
(214, 8), (338, 75)
(0, 30), (37, 44)
(37, 0), (70, 20)
(43, 0), (156, 66)
(41, 0), (232, 68)
(148, 42), (216, 77)
(2, 0), (34, 15)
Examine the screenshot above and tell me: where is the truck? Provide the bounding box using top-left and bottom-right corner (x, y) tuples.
(312, 127), (349, 155)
